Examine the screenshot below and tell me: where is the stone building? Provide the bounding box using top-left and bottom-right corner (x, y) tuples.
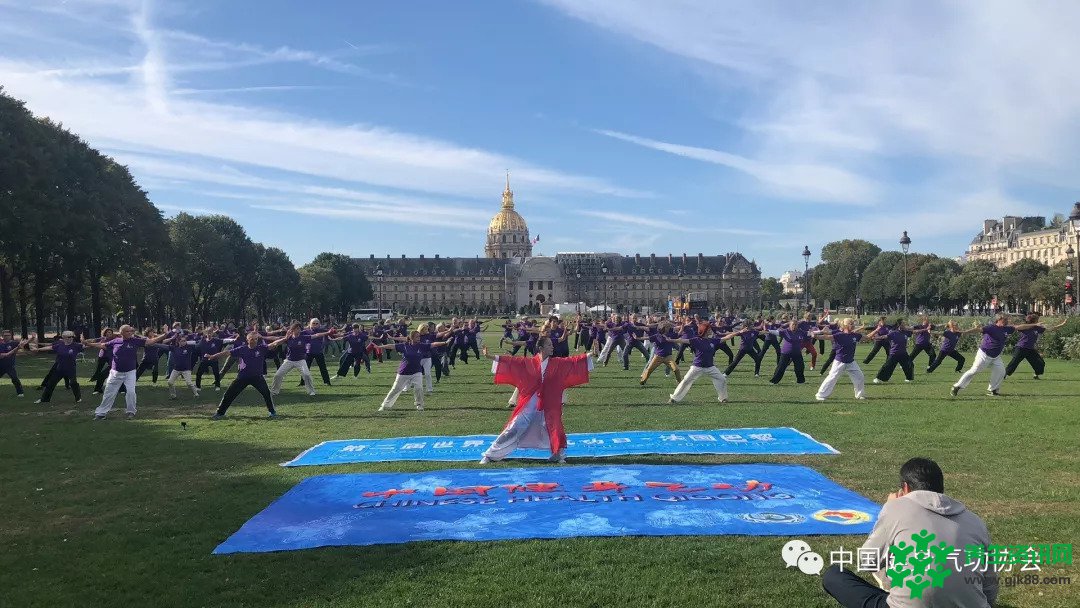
(356, 178), (762, 314)
(965, 207), (1079, 268)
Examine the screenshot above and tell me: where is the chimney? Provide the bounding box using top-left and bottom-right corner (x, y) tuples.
(682, 252), (688, 265)
(435, 254), (440, 260)
(369, 254), (375, 259)
(635, 253), (641, 265)
(650, 253), (656, 262)
(419, 254), (424, 259)
(667, 253), (673, 264)
(401, 254), (406, 259)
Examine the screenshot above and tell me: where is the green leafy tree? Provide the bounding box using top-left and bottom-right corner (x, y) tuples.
(298, 263), (340, 317)
(253, 246), (300, 322)
(998, 258), (1049, 310)
(759, 277), (783, 309)
(309, 252), (373, 317)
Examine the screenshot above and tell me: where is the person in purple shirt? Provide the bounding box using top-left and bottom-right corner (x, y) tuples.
(271, 322), (334, 397)
(926, 321), (977, 374)
(194, 330), (227, 390)
(598, 314), (628, 366)
(298, 318), (334, 387)
(333, 324), (372, 379)
(816, 319), (843, 376)
(1005, 313), (1066, 380)
(766, 320), (809, 384)
(158, 334), (203, 399)
(373, 331), (449, 412)
(640, 322), (683, 385)
(205, 331), (289, 419)
(135, 330), (167, 384)
(909, 315), (937, 367)
(723, 326), (763, 377)
(668, 325), (740, 404)
(30, 331), (84, 403)
(813, 318), (868, 401)
(0, 330), (32, 397)
(86, 325), (168, 419)
(500, 319), (515, 348)
(758, 316), (781, 366)
(619, 314), (650, 369)
(90, 327), (115, 394)
(872, 319), (928, 383)
(861, 317), (892, 365)
(952, 314), (1044, 397)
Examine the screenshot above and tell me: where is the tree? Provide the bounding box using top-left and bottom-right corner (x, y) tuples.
(998, 258), (1049, 311)
(168, 213), (235, 325)
(298, 263), (340, 317)
(253, 246), (300, 322)
(810, 240), (882, 306)
(309, 252), (372, 317)
(910, 257), (962, 311)
(1029, 264), (1069, 313)
(759, 277), (783, 309)
(859, 251), (904, 311)
(948, 260), (1000, 309)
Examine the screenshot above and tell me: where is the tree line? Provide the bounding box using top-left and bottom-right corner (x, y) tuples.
(0, 88), (371, 338)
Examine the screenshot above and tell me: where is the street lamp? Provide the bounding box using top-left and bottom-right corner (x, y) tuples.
(801, 245), (811, 310)
(375, 265), (384, 322)
(900, 230), (912, 313)
(1067, 244), (1076, 315)
(601, 262), (608, 316)
(624, 282), (630, 315)
(575, 266), (582, 303)
(854, 269), (862, 316)
(1070, 202), (1080, 313)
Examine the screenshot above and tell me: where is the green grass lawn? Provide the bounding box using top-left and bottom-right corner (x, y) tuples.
(1, 333), (1077, 607)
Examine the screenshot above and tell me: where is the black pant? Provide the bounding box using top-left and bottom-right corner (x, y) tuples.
(674, 342), (689, 364)
(215, 376), (275, 416)
(716, 341), (735, 368)
(926, 350), (965, 373)
(91, 357), (110, 392)
(769, 353), (805, 384)
(1006, 347), (1045, 376)
(819, 349), (837, 375)
(602, 336), (627, 365)
(195, 359), (221, 388)
(1, 367), (24, 395)
(724, 348), (762, 376)
(761, 340), (780, 365)
(862, 341), (885, 365)
(38, 361), (59, 389)
(337, 351), (370, 377)
(136, 357), (161, 383)
(299, 353), (332, 385)
(467, 340), (480, 361)
(877, 352), (914, 381)
(821, 566), (888, 608)
(621, 341), (649, 369)
(909, 343), (935, 366)
(41, 370), (80, 403)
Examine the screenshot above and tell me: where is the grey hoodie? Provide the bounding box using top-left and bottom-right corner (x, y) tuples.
(861, 490), (999, 607)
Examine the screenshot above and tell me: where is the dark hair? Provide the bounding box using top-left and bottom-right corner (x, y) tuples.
(900, 457), (944, 493)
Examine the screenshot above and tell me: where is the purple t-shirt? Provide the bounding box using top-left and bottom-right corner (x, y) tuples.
(198, 337), (224, 356)
(980, 325), (1015, 357)
(687, 336), (717, 368)
(302, 328), (327, 355)
(0, 340), (19, 369)
(52, 342), (85, 375)
(738, 330), (759, 351)
(231, 343), (270, 379)
(939, 330), (959, 353)
(831, 332), (862, 364)
(395, 342), (432, 375)
(913, 324), (934, 346)
(106, 337), (148, 372)
(285, 334), (312, 362)
(886, 329), (912, 356)
(162, 342), (197, 372)
(1015, 326), (1044, 350)
(343, 332), (369, 353)
(777, 328), (807, 355)
(649, 333), (674, 357)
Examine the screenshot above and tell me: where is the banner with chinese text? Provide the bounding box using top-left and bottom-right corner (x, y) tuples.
(281, 427), (838, 467)
(214, 464), (877, 554)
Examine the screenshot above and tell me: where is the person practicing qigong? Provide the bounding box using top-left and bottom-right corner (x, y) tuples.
(478, 338), (592, 464)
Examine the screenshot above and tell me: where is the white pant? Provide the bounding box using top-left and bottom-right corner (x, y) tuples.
(954, 350), (1007, 391)
(484, 396), (551, 460)
(670, 365), (728, 402)
(95, 369), (137, 415)
(421, 357), (434, 392)
(167, 370), (198, 397)
(598, 335), (618, 362)
(815, 361), (865, 400)
(381, 373), (423, 409)
(272, 359), (315, 395)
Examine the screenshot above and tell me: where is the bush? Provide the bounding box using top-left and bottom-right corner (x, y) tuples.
(1043, 317), (1080, 359)
(1060, 335), (1080, 361)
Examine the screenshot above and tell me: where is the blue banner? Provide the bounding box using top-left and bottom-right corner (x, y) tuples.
(214, 464), (878, 554)
(281, 427), (838, 467)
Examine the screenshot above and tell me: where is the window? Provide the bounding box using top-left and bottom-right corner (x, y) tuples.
(501, 235), (506, 243)
(547, 281), (553, 290)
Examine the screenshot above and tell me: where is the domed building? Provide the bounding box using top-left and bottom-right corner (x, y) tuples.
(356, 176), (761, 315)
(485, 175), (532, 259)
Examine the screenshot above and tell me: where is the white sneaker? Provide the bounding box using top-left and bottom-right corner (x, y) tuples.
(331, 375), (341, 381)
(904, 379), (912, 383)
(17, 394), (24, 398)
(416, 404), (424, 411)
(193, 390), (201, 398)
(478, 456), (491, 464)
(214, 386), (220, 391)
(34, 399), (42, 404)
(815, 396), (826, 402)
(855, 395), (867, 400)
(719, 398), (728, 403)
(378, 405), (389, 411)
(873, 378), (883, 384)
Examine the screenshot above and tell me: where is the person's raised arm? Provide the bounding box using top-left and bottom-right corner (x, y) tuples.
(204, 349), (231, 361)
(145, 332), (168, 345)
(480, 345), (499, 361)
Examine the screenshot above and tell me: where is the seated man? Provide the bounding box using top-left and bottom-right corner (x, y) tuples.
(822, 457), (999, 608)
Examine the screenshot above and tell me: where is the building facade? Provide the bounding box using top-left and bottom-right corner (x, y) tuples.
(965, 212), (1078, 268)
(357, 179), (762, 315)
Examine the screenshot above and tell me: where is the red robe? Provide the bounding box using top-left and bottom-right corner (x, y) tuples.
(494, 353), (591, 454)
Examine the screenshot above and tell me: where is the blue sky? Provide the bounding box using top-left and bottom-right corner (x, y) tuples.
(3, 0), (1079, 276)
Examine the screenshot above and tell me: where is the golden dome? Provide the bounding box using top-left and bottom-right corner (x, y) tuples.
(488, 174), (529, 234)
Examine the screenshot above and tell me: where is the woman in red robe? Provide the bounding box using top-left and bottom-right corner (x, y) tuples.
(478, 337), (592, 464)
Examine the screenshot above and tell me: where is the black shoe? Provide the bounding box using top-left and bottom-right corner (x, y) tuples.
(987, 389), (1001, 397)
(950, 386), (960, 397)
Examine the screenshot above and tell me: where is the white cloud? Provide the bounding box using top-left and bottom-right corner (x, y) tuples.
(580, 210), (773, 236)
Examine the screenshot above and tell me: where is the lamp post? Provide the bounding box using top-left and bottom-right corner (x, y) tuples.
(375, 265), (384, 322)
(576, 266), (582, 304)
(624, 282), (630, 315)
(1067, 244), (1076, 315)
(1070, 202), (1080, 313)
(801, 245), (811, 310)
(854, 269), (862, 316)
(601, 262), (608, 317)
(900, 230), (912, 313)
